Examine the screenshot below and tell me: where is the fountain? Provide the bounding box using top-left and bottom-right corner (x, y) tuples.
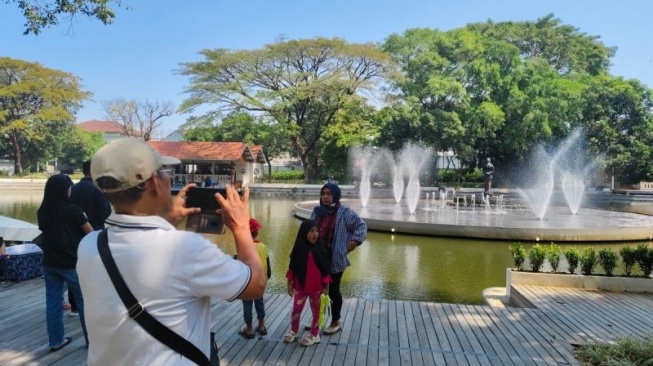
(400, 144), (433, 214)
(296, 133), (653, 242)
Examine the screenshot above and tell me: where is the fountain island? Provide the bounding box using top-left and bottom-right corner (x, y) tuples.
(295, 134), (653, 242)
(295, 200), (653, 242)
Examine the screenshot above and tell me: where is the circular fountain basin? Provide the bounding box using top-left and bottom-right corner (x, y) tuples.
(295, 199), (653, 242)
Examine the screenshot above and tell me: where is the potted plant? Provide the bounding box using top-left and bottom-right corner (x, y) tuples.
(598, 248), (618, 276)
(619, 246), (637, 276)
(579, 247), (597, 275)
(547, 243), (561, 273)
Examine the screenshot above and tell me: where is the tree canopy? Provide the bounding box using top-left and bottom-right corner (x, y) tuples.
(178, 37), (390, 181)
(8, 0), (123, 35)
(0, 57), (90, 173)
(381, 15), (653, 185)
(177, 16), (653, 186)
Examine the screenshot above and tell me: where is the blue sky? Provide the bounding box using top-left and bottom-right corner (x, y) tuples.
(2, 0), (652, 137)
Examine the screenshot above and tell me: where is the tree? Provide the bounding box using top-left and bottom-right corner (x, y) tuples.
(320, 97), (380, 181)
(17, 120), (104, 172)
(380, 15), (622, 180)
(0, 57), (90, 174)
(181, 111), (292, 177)
(578, 76), (653, 185)
(102, 98), (174, 141)
(468, 14), (615, 76)
(9, 0), (124, 35)
(179, 37), (390, 182)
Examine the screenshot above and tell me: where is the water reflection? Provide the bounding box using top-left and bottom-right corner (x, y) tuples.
(1, 191), (648, 304)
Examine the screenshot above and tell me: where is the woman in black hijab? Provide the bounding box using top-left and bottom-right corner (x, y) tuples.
(37, 174), (93, 352)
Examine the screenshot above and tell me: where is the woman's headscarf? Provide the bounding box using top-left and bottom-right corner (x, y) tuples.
(289, 219), (331, 289)
(37, 174), (73, 233)
(313, 181), (341, 218)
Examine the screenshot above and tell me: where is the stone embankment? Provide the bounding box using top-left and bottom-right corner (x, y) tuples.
(0, 178), (48, 190)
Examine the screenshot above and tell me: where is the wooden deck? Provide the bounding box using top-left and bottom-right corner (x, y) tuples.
(1, 279), (652, 366)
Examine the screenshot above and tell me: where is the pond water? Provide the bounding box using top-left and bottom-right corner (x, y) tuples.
(0, 190), (646, 305)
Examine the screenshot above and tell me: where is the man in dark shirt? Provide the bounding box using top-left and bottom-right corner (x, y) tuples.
(71, 161), (112, 230)
(68, 160), (112, 314)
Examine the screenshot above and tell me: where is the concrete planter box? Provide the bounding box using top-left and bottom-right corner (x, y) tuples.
(506, 268), (652, 303)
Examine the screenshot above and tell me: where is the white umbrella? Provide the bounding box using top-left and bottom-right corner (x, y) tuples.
(0, 215), (41, 243)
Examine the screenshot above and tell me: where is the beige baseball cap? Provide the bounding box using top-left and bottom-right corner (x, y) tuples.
(91, 137), (180, 193)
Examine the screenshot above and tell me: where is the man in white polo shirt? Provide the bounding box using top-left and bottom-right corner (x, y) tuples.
(77, 137), (265, 365)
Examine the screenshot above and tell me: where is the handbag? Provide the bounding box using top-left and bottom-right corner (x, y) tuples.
(318, 293), (331, 328)
(97, 229), (219, 366)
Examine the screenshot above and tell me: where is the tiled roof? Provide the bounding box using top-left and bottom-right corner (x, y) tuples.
(148, 141), (254, 161)
(250, 145), (268, 163)
(77, 120), (124, 133)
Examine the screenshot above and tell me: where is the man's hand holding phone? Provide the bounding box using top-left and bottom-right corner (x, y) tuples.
(165, 183), (201, 226)
(185, 186), (249, 234)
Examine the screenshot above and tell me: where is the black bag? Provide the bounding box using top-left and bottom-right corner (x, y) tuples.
(97, 229), (219, 365)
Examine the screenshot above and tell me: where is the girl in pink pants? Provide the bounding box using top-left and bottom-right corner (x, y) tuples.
(284, 219), (331, 346)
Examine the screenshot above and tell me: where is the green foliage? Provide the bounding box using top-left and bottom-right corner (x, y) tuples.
(0, 57), (90, 174)
(11, 0), (124, 35)
(181, 112), (292, 164)
(270, 170), (304, 182)
(437, 169), (483, 185)
(564, 248), (580, 274)
(619, 246), (638, 277)
(635, 244), (653, 277)
(580, 76), (653, 185)
(575, 333), (653, 366)
(547, 243), (561, 273)
(597, 248), (618, 276)
(509, 243), (526, 271)
(527, 244), (547, 272)
(380, 15), (653, 185)
(179, 37), (390, 182)
(579, 247), (597, 275)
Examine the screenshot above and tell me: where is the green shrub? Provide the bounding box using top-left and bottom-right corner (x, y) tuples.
(564, 247), (580, 274)
(437, 169), (483, 183)
(597, 248), (618, 276)
(509, 243), (526, 271)
(619, 246), (638, 276)
(437, 169), (457, 183)
(270, 170), (304, 182)
(579, 247), (597, 275)
(528, 244), (547, 272)
(635, 244), (653, 277)
(547, 243), (561, 272)
(462, 169), (483, 182)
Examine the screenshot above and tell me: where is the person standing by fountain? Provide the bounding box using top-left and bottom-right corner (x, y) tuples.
(310, 182), (367, 335)
(483, 157), (495, 197)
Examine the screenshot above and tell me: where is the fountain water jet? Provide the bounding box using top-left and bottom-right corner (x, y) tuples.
(352, 143), (432, 214)
(309, 130), (653, 242)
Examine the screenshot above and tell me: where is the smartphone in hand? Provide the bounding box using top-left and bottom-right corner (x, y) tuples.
(185, 188), (227, 234)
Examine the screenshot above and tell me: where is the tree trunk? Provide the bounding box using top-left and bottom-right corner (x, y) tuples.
(267, 161), (272, 182)
(302, 157), (317, 182)
(11, 132), (23, 175)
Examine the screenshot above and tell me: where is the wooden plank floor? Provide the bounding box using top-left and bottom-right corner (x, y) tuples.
(2, 280), (651, 366)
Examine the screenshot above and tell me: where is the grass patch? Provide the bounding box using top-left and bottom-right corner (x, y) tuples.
(574, 333), (653, 365)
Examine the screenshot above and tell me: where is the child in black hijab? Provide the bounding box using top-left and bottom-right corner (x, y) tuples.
(283, 219), (331, 346)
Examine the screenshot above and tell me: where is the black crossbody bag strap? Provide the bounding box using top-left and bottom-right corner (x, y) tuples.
(97, 229), (209, 366)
